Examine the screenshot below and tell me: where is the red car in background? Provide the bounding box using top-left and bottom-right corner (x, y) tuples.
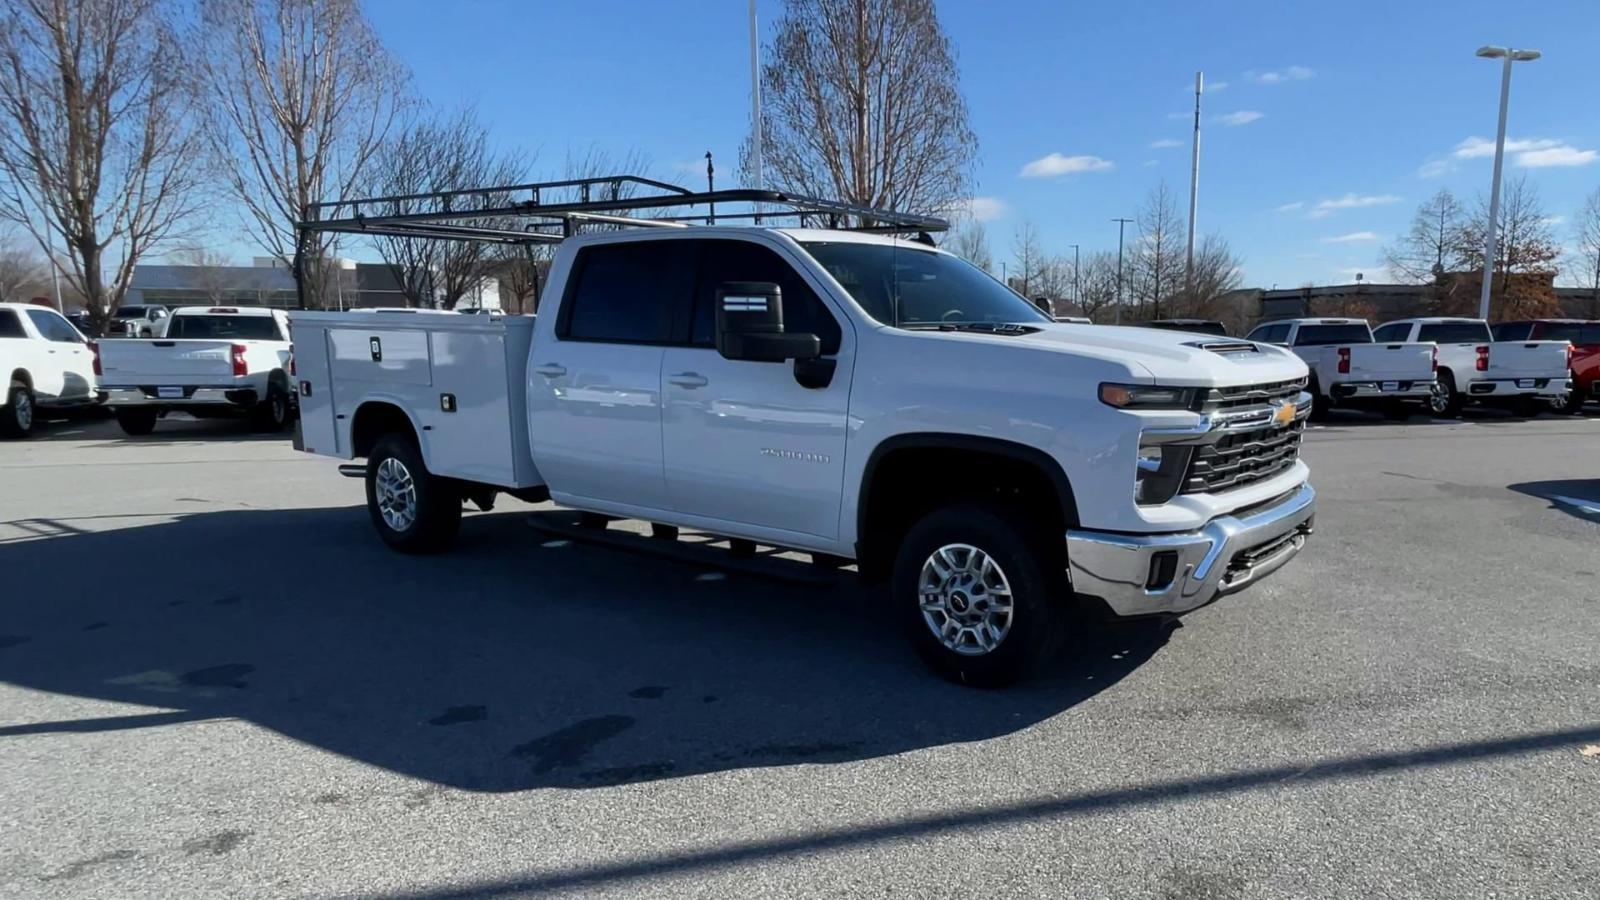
(1492, 319), (1600, 414)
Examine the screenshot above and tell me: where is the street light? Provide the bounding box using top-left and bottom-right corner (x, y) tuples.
(1069, 244), (1080, 312)
(1112, 218), (1133, 324)
(1474, 45), (1540, 320)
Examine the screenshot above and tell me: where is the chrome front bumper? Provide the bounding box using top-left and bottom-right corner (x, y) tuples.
(1065, 483), (1316, 617)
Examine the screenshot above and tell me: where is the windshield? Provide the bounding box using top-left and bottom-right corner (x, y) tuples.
(1534, 322), (1600, 344)
(1418, 322), (1492, 343)
(113, 308), (146, 319)
(1293, 324), (1372, 346)
(800, 240), (1050, 327)
(166, 315), (280, 340)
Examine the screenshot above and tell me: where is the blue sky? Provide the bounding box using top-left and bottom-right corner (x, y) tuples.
(356, 0), (1600, 288)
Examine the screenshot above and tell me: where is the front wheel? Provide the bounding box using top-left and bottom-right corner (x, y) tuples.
(892, 504), (1063, 687)
(0, 382), (35, 439)
(114, 407), (158, 436)
(365, 435), (461, 554)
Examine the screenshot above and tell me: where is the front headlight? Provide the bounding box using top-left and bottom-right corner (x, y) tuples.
(1134, 442), (1193, 505)
(1099, 383), (1198, 410)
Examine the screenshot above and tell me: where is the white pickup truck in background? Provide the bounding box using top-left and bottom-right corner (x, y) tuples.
(285, 183), (1319, 686)
(1245, 318), (1436, 420)
(97, 306), (295, 435)
(0, 302), (101, 439)
(1373, 317), (1572, 416)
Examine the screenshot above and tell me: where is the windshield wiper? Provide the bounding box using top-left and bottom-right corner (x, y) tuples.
(900, 322), (1041, 334)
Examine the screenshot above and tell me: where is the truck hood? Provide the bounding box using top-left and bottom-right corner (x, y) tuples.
(975, 324), (1309, 387)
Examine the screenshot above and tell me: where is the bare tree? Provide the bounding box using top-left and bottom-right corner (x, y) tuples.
(1451, 175), (1561, 318)
(749, 0), (977, 217)
(197, 0), (409, 307)
(1010, 221), (1046, 297)
(1179, 233), (1246, 327)
(1075, 251), (1121, 322)
(1572, 187), (1600, 318)
(0, 0), (207, 332)
(0, 228), (50, 304)
(1384, 189), (1467, 283)
(1132, 181), (1186, 320)
(943, 218), (992, 272)
(169, 246), (239, 304)
(366, 107), (526, 308)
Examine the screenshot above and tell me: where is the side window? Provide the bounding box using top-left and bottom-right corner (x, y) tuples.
(1371, 323), (1408, 342)
(1492, 322), (1529, 341)
(690, 240), (841, 354)
(1250, 323), (1289, 344)
(26, 309), (83, 343)
(0, 310), (24, 338)
(560, 241), (696, 344)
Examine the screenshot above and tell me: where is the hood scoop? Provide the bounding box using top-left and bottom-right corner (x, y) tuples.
(1186, 339), (1260, 356)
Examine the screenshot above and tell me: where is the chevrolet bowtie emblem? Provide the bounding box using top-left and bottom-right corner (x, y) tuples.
(1273, 401), (1297, 427)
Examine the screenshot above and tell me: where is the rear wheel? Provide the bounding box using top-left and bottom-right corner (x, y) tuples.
(1551, 376), (1586, 415)
(114, 407), (158, 436)
(252, 383), (291, 432)
(0, 382), (34, 439)
(1428, 372), (1462, 418)
(892, 504), (1063, 687)
(365, 435), (461, 554)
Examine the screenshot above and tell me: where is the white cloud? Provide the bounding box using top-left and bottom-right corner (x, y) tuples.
(1418, 158), (1455, 178)
(1453, 136), (1560, 159)
(1310, 193), (1402, 218)
(1149, 138), (1183, 149)
(1274, 201), (1305, 213)
(1216, 110), (1265, 127)
(962, 196), (1008, 222)
(1541, 215), (1567, 227)
(1249, 66), (1315, 85)
(1518, 146), (1597, 168)
(1322, 231), (1381, 243)
(1019, 153), (1114, 177)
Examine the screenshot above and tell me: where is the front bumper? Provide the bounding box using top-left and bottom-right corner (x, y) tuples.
(101, 386), (259, 407)
(1465, 377), (1572, 399)
(1065, 482), (1316, 617)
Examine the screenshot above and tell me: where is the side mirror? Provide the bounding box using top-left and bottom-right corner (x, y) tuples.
(714, 281), (820, 363)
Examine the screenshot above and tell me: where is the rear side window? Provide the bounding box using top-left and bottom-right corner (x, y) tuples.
(26, 309), (84, 343)
(166, 315), (281, 340)
(561, 241), (695, 343)
(1371, 323), (1409, 342)
(1418, 322), (1492, 343)
(1293, 324), (1372, 346)
(1248, 323), (1290, 344)
(0, 310), (24, 338)
(1494, 322), (1534, 341)
(690, 240), (842, 354)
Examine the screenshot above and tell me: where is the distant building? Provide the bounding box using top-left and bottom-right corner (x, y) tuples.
(125, 257), (500, 310)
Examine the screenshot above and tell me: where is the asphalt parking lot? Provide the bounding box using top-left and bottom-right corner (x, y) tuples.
(2, 411), (1598, 899)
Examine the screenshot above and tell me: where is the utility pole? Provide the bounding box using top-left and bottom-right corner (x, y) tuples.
(1474, 45), (1540, 320)
(1112, 217), (1133, 324)
(748, 0), (762, 221)
(1069, 243), (1081, 311)
(1186, 71), (1202, 294)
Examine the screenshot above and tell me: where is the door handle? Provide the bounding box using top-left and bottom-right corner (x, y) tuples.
(534, 363), (567, 378)
(667, 371), (708, 388)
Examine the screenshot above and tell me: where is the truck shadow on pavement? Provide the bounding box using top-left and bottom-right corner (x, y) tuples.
(1507, 479), (1600, 525)
(0, 505), (1174, 792)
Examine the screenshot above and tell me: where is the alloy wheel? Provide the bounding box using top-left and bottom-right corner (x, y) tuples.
(918, 543), (1015, 656)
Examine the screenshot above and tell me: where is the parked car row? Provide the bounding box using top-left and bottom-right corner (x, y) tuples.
(0, 303), (295, 439)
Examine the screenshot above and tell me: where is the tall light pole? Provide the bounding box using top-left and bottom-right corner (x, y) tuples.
(1474, 45), (1540, 320)
(1185, 71), (1202, 293)
(1112, 217), (1133, 324)
(748, 0), (762, 195)
(1069, 243), (1080, 310)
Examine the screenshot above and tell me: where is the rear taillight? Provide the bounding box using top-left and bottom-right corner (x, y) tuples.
(88, 341), (102, 376)
(1337, 346), (1351, 374)
(1567, 343), (1575, 367)
(1475, 345), (1489, 372)
(1431, 345), (1438, 372)
(231, 343), (247, 377)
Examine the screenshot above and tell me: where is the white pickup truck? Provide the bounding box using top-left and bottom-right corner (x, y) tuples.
(1244, 318), (1436, 420)
(289, 219), (1318, 685)
(0, 302), (102, 438)
(97, 306), (295, 435)
(1372, 317), (1572, 416)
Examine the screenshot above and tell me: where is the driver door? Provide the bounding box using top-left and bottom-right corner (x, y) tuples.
(660, 237), (854, 542)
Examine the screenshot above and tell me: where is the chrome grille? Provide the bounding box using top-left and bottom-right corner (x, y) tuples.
(1197, 377), (1307, 412)
(1183, 378), (1308, 494)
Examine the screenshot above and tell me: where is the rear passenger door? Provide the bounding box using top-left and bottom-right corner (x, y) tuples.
(527, 239), (695, 512)
(25, 309), (93, 401)
(659, 237), (853, 543)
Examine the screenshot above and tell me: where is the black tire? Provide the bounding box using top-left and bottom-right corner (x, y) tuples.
(892, 504), (1063, 688)
(114, 407), (158, 436)
(1429, 371), (1462, 418)
(1551, 376), (1586, 415)
(365, 434), (461, 554)
(252, 382), (292, 433)
(0, 381), (35, 439)
(1307, 379), (1331, 422)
